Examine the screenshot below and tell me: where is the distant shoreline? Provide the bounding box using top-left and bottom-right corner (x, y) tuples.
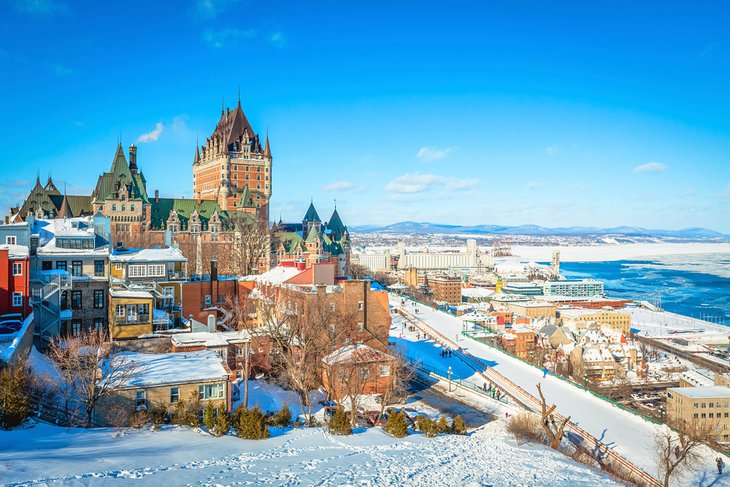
(511, 242), (730, 263)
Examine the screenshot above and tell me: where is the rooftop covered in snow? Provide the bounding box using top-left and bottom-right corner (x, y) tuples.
(112, 350), (228, 388)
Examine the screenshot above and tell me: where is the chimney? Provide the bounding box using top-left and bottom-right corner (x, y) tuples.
(207, 314), (216, 333)
(210, 257), (218, 281)
(154, 189), (159, 203)
(129, 144), (138, 175)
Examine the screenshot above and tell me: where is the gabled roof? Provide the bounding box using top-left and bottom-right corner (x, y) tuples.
(48, 194), (93, 217)
(303, 202), (320, 223)
(149, 198), (230, 230)
(322, 344), (394, 366)
(92, 144), (149, 204)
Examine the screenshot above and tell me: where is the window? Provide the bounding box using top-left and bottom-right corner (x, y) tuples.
(357, 322), (364, 332)
(72, 260), (82, 277)
(129, 265), (146, 277)
(148, 264), (165, 277)
(130, 204), (135, 211)
(359, 367), (370, 380)
(710, 413), (715, 418)
(12, 292), (22, 307)
(358, 301), (364, 311)
(94, 318), (104, 332)
(702, 413), (707, 418)
(121, 204), (126, 212)
(694, 402), (699, 408)
(115, 263), (123, 271)
(198, 383), (224, 400)
(204, 295), (212, 305)
(138, 303), (149, 315)
(12, 262), (22, 276)
(56, 261), (67, 271)
(71, 291), (82, 309)
(93, 290), (104, 308)
(379, 365), (391, 377)
(42, 261), (52, 271)
(5, 236), (16, 245)
(71, 320), (81, 337)
(94, 260), (105, 277)
(136, 390), (146, 408)
(694, 413), (699, 419)
(702, 403), (707, 408)
(112, 204), (116, 211)
(170, 387), (179, 404)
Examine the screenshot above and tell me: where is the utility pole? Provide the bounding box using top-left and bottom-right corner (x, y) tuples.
(244, 340), (250, 408)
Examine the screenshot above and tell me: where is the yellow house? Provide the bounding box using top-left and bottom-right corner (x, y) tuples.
(559, 308), (632, 334)
(96, 350), (231, 425)
(109, 289), (154, 339)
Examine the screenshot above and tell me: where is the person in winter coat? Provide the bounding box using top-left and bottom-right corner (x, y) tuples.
(717, 457), (725, 475)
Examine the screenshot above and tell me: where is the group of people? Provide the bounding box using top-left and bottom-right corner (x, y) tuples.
(440, 348), (453, 358)
(482, 382), (504, 401)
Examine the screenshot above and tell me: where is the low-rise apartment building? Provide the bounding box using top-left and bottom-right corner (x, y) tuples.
(427, 274), (461, 306)
(544, 279), (604, 298)
(666, 385), (730, 444)
(559, 308), (632, 334)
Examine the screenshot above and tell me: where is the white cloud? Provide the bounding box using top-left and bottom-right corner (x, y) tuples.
(136, 122), (164, 143)
(544, 145), (559, 155)
(416, 147), (452, 162)
(525, 180), (542, 190)
(683, 188), (697, 197)
(196, 0), (240, 18)
(385, 173), (477, 194)
(202, 28), (257, 49)
(322, 181), (356, 192)
(269, 32), (288, 48)
(633, 162), (667, 173)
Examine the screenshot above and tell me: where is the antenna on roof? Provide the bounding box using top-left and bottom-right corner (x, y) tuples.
(334, 198), (336, 210)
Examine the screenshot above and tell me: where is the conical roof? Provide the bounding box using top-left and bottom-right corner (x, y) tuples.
(58, 192), (72, 218)
(303, 201), (320, 223)
(327, 208), (345, 240)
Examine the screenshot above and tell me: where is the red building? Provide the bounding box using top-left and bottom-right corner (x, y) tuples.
(0, 245), (31, 318)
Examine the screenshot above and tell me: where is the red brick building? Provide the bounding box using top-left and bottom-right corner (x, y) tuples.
(0, 245), (31, 318)
(321, 344), (396, 400)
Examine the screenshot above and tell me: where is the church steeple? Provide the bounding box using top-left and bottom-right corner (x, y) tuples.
(58, 185), (72, 219)
(264, 133), (271, 158)
(193, 139), (201, 165)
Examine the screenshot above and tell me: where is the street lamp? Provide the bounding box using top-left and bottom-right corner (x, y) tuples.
(447, 366), (453, 392)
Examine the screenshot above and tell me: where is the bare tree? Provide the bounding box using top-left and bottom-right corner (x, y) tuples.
(536, 382), (571, 449)
(655, 421), (716, 487)
(229, 213), (271, 276)
(347, 263), (370, 279)
(258, 290), (351, 425)
(376, 351), (414, 424)
(47, 328), (143, 427)
(325, 355), (371, 428)
(225, 294), (257, 330)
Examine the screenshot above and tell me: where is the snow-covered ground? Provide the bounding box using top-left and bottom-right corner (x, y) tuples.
(390, 296), (730, 485)
(511, 242), (730, 263)
(0, 420), (623, 486)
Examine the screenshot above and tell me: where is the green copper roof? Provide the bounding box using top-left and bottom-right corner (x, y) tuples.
(302, 201), (320, 223)
(326, 208), (345, 241)
(149, 198), (229, 230)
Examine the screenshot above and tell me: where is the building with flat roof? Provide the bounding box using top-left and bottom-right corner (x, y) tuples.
(544, 279), (604, 298)
(666, 385), (730, 443)
(428, 274), (462, 306)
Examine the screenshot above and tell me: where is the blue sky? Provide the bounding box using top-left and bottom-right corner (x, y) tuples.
(1, 1), (729, 231)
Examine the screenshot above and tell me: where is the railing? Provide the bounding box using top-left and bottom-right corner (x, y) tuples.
(124, 314), (149, 324)
(396, 301), (662, 487)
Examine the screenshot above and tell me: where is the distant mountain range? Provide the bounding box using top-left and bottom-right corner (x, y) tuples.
(350, 221), (729, 239)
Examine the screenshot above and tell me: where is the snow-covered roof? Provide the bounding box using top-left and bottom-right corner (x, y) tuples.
(582, 346), (614, 363)
(171, 329), (252, 348)
(0, 244), (29, 259)
(459, 311), (492, 322)
(680, 370), (715, 387)
(668, 386), (730, 399)
(0, 314), (33, 363)
(113, 350), (228, 388)
(462, 287), (495, 299)
(109, 289), (153, 299)
(322, 344), (393, 366)
(253, 266), (304, 285)
(111, 247), (187, 263)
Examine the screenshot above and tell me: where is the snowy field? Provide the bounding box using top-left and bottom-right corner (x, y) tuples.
(0, 420), (623, 486)
(511, 242), (730, 263)
(390, 296), (730, 485)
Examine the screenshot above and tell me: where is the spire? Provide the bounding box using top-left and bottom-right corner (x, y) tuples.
(237, 86), (241, 107)
(264, 132), (271, 158)
(36, 170), (41, 186)
(221, 97), (225, 115)
(58, 183), (72, 219)
(193, 139), (201, 165)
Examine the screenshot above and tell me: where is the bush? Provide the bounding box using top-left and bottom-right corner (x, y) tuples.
(203, 402), (216, 431)
(185, 391), (202, 427)
(130, 408), (149, 428)
(0, 362), (33, 430)
(451, 415), (467, 435)
(213, 407), (230, 437)
(173, 399), (187, 426)
(268, 404), (292, 428)
(150, 405), (168, 429)
(328, 407), (352, 435)
(437, 416), (449, 434)
(506, 412), (544, 445)
(415, 415), (439, 437)
(232, 406), (270, 440)
(384, 410), (408, 438)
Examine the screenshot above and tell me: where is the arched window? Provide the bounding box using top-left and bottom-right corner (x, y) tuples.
(112, 204), (116, 211)
(121, 204), (126, 211)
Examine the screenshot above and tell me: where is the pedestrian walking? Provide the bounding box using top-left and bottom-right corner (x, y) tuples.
(717, 457), (725, 475)
(483, 382), (487, 392)
(543, 367), (548, 378)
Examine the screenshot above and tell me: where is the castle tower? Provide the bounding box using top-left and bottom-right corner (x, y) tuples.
(193, 99), (272, 222)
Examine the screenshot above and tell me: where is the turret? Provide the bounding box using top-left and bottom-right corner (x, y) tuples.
(129, 144), (138, 175)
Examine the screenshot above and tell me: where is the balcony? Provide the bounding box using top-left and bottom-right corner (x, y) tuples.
(120, 314), (149, 325)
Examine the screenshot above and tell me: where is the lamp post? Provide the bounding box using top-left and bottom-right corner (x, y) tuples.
(447, 366), (453, 392)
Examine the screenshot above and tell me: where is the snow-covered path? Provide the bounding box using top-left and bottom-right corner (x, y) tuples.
(390, 295), (729, 485)
(0, 422), (622, 486)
